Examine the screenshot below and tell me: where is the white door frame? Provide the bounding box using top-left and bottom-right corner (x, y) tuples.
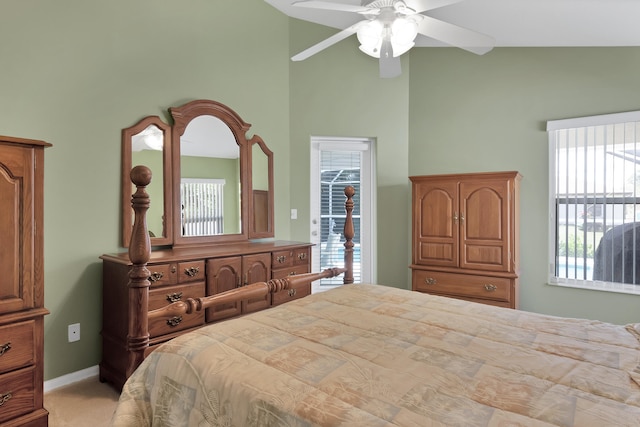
(310, 136), (376, 283)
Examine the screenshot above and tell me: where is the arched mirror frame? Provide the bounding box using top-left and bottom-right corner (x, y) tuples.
(121, 116), (173, 247)
(171, 99), (250, 247)
(248, 134), (274, 238)
(122, 99), (275, 248)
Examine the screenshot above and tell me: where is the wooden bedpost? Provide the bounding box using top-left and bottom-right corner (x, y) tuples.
(343, 185), (355, 284)
(126, 165), (152, 378)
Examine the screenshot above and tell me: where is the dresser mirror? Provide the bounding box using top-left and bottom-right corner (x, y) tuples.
(121, 99), (274, 247)
(121, 116), (173, 247)
(249, 135), (274, 237)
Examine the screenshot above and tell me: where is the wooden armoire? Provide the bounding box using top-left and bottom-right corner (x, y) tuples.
(410, 171), (521, 308)
(0, 136), (50, 426)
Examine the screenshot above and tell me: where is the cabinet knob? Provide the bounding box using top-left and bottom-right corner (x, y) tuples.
(184, 266), (200, 277)
(149, 272), (164, 282)
(288, 288), (297, 297)
(425, 277), (437, 285)
(166, 292), (183, 303)
(297, 252), (307, 260)
(167, 316), (183, 327)
(0, 392), (12, 407)
(0, 342), (11, 356)
(484, 284), (497, 292)
(276, 255), (286, 263)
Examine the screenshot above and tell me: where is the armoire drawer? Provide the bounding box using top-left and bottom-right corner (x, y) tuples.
(0, 366), (36, 424)
(413, 269), (512, 303)
(0, 321), (35, 374)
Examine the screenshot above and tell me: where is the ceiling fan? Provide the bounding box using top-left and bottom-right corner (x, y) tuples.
(288, 0), (494, 78)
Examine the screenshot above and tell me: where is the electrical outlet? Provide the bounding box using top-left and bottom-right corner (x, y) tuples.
(68, 323), (80, 342)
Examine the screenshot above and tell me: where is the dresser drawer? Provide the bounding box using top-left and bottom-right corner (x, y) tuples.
(177, 261), (205, 283)
(0, 321), (35, 374)
(272, 282), (311, 306)
(292, 247), (310, 266)
(0, 366), (36, 424)
(413, 270), (512, 303)
(272, 264), (310, 280)
(148, 283), (205, 337)
(272, 250), (294, 268)
(147, 263), (178, 287)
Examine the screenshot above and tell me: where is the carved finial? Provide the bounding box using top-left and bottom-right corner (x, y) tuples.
(343, 186), (355, 284)
(130, 165), (152, 187)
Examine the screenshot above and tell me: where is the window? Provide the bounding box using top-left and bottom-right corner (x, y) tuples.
(548, 111), (640, 293)
(180, 178), (225, 236)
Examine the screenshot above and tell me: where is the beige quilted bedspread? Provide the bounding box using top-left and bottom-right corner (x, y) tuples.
(112, 284), (640, 426)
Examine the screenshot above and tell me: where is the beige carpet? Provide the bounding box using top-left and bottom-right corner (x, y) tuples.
(44, 377), (120, 427)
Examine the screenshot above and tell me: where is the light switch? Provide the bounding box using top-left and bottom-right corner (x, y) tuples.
(291, 209), (297, 219)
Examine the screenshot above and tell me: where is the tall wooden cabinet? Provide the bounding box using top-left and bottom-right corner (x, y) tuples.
(0, 136), (50, 427)
(410, 171), (521, 308)
(100, 241), (311, 390)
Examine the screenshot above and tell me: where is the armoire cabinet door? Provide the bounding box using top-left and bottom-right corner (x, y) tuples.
(459, 178), (511, 272)
(0, 144), (35, 314)
(412, 179), (459, 268)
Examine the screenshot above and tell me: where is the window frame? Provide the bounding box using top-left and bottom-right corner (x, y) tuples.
(547, 110), (640, 295)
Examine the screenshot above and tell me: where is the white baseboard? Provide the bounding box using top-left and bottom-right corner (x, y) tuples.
(43, 365), (99, 393)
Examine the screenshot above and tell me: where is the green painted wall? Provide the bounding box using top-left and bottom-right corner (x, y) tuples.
(288, 20), (411, 288)
(408, 47), (640, 324)
(3, 1), (640, 382)
(1, 0), (290, 381)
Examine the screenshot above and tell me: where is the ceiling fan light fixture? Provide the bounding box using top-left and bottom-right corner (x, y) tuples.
(357, 16), (418, 59)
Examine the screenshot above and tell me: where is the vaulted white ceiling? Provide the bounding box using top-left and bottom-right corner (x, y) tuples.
(265, 0), (640, 48)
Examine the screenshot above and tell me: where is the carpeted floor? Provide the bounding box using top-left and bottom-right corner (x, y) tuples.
(44, 376), (120, 426)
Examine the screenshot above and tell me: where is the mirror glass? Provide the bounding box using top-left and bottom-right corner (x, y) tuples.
(122, 116), (172, 247)
(250, 138), (273, 237)
(132, 125), (166, 238)
(179, 115), (241, 237)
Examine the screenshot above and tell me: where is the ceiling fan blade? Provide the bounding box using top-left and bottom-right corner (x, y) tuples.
(379, 38), (401, 78)
(405, 0), (463, 14)
(292, 1), (375, 14)
(291, 22), (364, 61)
(417, 15), (494, 55)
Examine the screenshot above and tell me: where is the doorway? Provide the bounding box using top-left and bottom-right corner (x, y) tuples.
(310, 137), (376, 291)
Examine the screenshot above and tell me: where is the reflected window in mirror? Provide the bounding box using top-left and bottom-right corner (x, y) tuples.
(179, 115), (241, 237)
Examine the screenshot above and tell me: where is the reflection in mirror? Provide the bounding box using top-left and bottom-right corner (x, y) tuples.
(132, 125), (165, 238)
(250, 137), (274, 237)
(121, 116), (172, 247)
(180, 115), (241, 237)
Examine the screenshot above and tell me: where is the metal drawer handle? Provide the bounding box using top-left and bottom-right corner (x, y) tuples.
(184, 266), (200, 277)
(276, 255), (286, 263)
(425, 277), (437, 285)
(167, 316), (183, 327)
(484, 284), (497, 292)
(288, 288), (297, 297)
(0, 342), (11, 356)
(166, 292), (183, 303)
(0, 392), (12, 407)
(149, 272), (164, 282)
(297, 252), (307, 260)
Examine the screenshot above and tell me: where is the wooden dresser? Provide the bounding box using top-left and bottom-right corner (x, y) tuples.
(100, 241), (312, 390)
(410, 171), (521, 308)
(0, 136), (50, 426)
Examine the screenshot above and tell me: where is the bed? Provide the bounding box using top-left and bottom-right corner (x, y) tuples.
(112, 167), (640, 426)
